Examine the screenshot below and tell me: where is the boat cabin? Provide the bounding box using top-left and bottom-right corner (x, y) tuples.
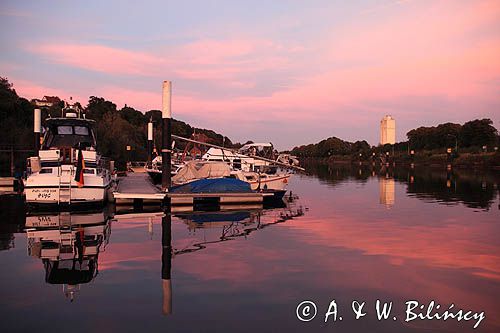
(40, 118), (97, 164)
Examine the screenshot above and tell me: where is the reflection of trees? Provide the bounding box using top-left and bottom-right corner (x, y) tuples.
(0, 195), (25, 251)
(397, 168), (498, 210)
(305, 162), (499, 211)
(303, 161), (371, 187)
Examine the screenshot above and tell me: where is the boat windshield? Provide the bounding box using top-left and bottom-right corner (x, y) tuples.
(74, 126), (89, 135)
(42, 123), (96, 149)
(57, 126), (73, 134)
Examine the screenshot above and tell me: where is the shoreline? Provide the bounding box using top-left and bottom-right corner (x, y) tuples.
(298, 152), (500, 170)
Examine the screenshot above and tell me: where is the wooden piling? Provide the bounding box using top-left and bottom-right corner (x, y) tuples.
(147, 118), (153, 165)
(161, 81), (172, 191)
(34, 108), (41, 156)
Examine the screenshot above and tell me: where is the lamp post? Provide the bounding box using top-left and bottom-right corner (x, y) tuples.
(126, 145), (131, 171)
(446, 134), (458, 152)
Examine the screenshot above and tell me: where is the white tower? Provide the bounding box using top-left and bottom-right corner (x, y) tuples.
(380, 115), (396, 145)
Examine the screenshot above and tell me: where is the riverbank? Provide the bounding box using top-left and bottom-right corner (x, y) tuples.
(300, 151), (500, 169)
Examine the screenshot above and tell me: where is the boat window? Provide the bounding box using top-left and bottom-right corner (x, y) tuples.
(233, 159), (242, 170)
(57, 126), (73, 134)
(74, 126), (89, 135)
(83, 169), (95, 174)
(39, 168), (53, 174)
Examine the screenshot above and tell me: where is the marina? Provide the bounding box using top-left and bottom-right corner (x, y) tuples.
(0, 77), (499, 333)
(1, 1), (500, 332)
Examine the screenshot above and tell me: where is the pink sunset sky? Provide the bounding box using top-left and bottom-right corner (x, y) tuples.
(1, 0), (499, 149)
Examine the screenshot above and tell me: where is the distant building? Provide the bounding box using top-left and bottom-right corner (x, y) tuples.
(31, 96), (61, 108)
(380, 115), (396, 145)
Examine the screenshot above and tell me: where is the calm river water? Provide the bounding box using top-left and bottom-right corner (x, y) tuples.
(0, 165), (499, 333)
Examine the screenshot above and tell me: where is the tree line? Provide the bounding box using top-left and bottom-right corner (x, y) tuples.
(0, 77), (233, 173)
(406, 120), (497, 150)
(291, 119), (498, 159)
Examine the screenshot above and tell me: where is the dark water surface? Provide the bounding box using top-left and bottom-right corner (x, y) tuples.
(1, 165), (499, 333)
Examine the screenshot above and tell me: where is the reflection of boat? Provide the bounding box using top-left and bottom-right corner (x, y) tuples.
(24, 103), (112, 206)
(25, 210), (111, 301)
(173, 198), (304, 255)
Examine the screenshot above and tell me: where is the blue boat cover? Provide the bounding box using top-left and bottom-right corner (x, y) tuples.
(170, 178), (252, 194)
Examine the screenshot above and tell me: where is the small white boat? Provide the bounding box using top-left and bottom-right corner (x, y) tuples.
(145, 155), (184, 184)
(24, 103), (112, 206)
(172, 160), (290, 192)
(230, 170), (290, 191)
(202, 144), (292, 191)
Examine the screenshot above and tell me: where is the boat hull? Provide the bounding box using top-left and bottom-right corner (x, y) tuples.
(248, 174), (290, 191)
(25, 186), (108, 205)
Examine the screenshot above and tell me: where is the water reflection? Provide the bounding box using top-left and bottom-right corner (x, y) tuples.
(379, 176), (395, 208)
(25, 211), (111, 301)
(173, 204), (304, 255)
(113, 197), (305, 317)
(0, 195), (25, 251)
(0, 165), (498, 332)
(161, 207), (172, 315)
(305, 162), (499, 211)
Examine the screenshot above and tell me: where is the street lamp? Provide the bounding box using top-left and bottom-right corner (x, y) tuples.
(446, 134), (458, 152)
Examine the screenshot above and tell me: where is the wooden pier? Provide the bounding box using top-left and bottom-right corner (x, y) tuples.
(112, 173), (271, 208)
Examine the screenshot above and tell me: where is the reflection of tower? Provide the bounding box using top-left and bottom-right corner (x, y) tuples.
(379, 176), (395, 207)
(162, 203), (172, 315)
(148, 217), (154, 240)
(380, 115), (396, 145)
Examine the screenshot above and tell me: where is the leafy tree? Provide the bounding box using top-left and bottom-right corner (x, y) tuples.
(86, 96), (117, 121)
(459, 119), (497, 148)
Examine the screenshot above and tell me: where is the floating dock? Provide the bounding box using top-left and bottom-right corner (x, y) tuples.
(0, 177), (20, 195)
(112, 173), (166, 205)
(112, 173), (271, 208)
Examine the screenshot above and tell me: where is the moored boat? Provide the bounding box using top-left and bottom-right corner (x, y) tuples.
(24, 103), (112, 206)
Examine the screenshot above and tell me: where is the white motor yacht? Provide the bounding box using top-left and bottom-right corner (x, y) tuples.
(24, 104), (112, 206)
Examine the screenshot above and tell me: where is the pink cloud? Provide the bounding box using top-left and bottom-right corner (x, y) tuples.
(11, 78), (86, 103)
(30, 43), (166, 76)
(15, 0), (500, 147)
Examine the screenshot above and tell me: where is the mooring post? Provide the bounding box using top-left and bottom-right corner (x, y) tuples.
(10, 146), (14, 177)
(161, 205), (172, 315)
(147, 117), (153, 167)
(161, 81), (172, 191)
(34, 108), (41, 156)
